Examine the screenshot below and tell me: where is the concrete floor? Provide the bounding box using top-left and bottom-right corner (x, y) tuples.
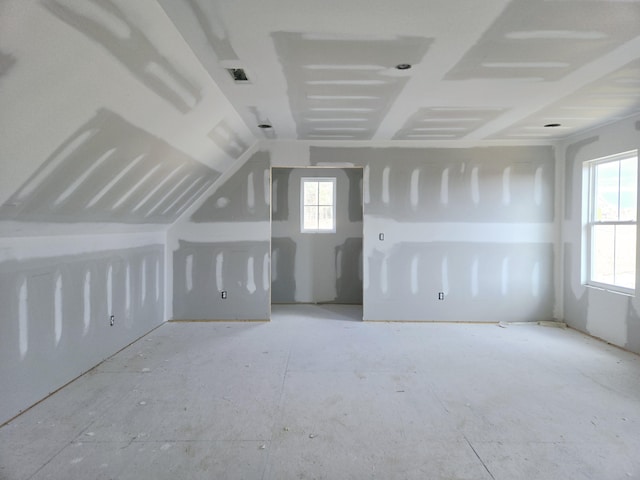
(1, 304), (639, 480)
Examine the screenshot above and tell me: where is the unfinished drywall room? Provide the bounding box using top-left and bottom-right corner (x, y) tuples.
(1, 0), (639, 478)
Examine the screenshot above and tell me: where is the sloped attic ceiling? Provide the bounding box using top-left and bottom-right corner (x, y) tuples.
(1, 0), (640, 234)
(0, 0), (254, 233)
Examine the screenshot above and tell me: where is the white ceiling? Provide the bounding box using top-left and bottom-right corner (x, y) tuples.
(158, 0), (640, 144)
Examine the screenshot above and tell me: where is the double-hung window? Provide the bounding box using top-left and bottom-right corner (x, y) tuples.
(301, 177), (336, 233)
(584, 150), (638, 293)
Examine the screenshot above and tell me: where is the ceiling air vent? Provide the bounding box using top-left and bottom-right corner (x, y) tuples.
(227, 68), (249, 83)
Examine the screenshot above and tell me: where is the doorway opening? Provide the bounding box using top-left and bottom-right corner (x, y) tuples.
(270, 167), (363, 311)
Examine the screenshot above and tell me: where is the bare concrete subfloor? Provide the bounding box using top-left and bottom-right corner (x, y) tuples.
(2, 304), (639, 480)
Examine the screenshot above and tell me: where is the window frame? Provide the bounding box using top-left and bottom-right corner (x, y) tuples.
(300, 177), (337, 233)
(583, 150), (638, 295)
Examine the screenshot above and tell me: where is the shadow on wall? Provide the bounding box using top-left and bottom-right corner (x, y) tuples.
(0, 109), (218, 224)
(173, 240), (270, 320)
(0, 50), (16, 80)
(271, 237), (296, 303)
(627, 306), (640, 354)
(271, 168), (291, 222)
(335, 238), (363, 304)
(272, 32), (433, 140)
(45, 0), (202, 113)
(344, 168), (364, 222)
(271, 237), (363, 305)
(0, 245), (164, 424)
(190, 151), (271, 223)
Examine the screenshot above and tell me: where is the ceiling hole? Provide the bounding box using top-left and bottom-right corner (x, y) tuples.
(395, 64), (412, 70)
(227, 68), (249, 82)
(544, 123), (562, 127)
(258, 124), (272, 129)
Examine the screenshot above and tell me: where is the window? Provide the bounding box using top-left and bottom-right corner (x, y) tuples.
(301, 177), (336, 233)
(584, 150), (638, 293)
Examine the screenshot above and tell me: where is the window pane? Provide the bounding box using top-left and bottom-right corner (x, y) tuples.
(318, 181), (333, 206)
(594, 161), (620, 221)
(301, 178), (336, 233)
(615, 224), (636, 289)
(592, 224), (615, 285)
(318, 206), (334, 230)
(303, 206), (318, 230)
(304, 181), (318, 206)
(619, 157), (637, 222)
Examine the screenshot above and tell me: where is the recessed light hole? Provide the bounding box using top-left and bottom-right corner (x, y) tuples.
(395, 63), (412, 70)
(544, 123), (562, 128)
(227, 68), (249, 82)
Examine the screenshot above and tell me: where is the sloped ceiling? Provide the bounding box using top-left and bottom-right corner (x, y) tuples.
(1, 0), (640, 232)
(0, 0), (254, 232)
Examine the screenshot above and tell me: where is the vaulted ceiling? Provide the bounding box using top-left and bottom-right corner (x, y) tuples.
(1, 0), (639, 231)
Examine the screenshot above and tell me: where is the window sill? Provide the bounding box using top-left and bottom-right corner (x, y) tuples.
(584, 284), (635, 298)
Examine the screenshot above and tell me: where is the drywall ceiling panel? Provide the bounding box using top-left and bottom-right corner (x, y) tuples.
(158, 0), (640, 143)
(271, 32), (432, 140)
(493, 59), (640, 140)
(0, 110), (218, 225)
(394, 108), (508, 140)
(445, 0), (640, 82)
(0, 0), (254, 232)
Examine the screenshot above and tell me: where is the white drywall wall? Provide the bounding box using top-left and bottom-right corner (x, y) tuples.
(0, 231), (165, 424)
(560, 113), (640, 354)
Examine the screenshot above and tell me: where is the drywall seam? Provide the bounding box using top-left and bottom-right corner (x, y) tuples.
(260, 139), (555, 151)
(0, 221), (170, 237)
(0, 231), (164, 262)
(176, 222), (271, 243)
(363, 219), (554, 249)
(169, 141), (260, 228)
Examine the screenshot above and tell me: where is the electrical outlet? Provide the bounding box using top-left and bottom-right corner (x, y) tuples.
(110, 315), (115, 326)
(221, 290), (227, 299)
(438, 292), (444, 300)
